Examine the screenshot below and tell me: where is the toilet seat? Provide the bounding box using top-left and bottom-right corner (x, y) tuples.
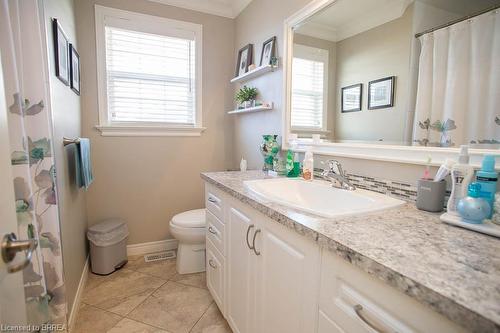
(171, 209), (206, 228)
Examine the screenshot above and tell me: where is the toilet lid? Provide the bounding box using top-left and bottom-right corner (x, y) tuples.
(171, 209), (206, 228)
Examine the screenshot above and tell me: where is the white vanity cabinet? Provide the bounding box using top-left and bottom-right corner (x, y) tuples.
(204, 182), (467, 333)
(205, 184), (320, 333)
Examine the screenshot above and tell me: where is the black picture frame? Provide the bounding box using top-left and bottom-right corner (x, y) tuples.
(259, 36), (276, 66)
(235, 44), (253, 77)
(52, 18), (70, 85)
(368, 76), (395, 110)
(341, 83), (362, 113)
(69, 43), (80, 95)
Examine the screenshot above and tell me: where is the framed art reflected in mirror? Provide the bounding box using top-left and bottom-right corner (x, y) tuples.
(368, 76), (395, 110)
(341, 83), (362, 113)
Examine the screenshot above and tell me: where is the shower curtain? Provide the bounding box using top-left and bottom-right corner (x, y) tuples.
(413, 9), (500, 147)
(0, 0), (67, 328)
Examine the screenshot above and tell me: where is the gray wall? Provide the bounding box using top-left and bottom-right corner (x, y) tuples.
(75, 0), (235, 244)
(334, 6), (413, 143)
(42, 0), (88, 314)
(232, 0), (434, 185)
(233, 0), (312, 170)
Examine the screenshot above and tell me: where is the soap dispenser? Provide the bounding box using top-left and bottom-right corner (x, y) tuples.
(457, 183), (491, 224)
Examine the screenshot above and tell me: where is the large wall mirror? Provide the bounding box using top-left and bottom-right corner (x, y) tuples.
(285, 0), (500, 159)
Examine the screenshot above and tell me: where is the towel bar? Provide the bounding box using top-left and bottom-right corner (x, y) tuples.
(63, 137), (80, 146)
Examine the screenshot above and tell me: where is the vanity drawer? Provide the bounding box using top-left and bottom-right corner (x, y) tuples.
(206, 238), (225, 312)
(206, 210), (225, 254)
(319, 251), (466, 333)
(205, 185), (224, 220)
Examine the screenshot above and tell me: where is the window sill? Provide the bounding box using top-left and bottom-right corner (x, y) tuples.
(95, 125), (206, 137)
(291, 128), (330, 134)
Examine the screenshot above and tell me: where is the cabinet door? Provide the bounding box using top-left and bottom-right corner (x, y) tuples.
(254, 217), (320, 333)
(226, 206), (255, 333)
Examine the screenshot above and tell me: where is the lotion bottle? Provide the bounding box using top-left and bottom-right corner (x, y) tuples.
(302, 150), (314, 181)
(476, 155), (498, 218)
(447, 145), (474, 214)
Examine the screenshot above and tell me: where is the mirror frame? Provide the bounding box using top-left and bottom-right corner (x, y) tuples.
(282, 0), (499, 168)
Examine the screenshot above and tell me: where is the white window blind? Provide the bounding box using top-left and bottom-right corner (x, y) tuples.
(105, 26), (196, 124)
(291, 57), (325, 129)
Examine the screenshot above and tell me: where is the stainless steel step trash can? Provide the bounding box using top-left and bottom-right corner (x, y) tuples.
(87, 219), (129, 275)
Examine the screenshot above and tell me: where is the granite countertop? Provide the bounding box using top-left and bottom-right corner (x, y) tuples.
(201, 170), (500, 333)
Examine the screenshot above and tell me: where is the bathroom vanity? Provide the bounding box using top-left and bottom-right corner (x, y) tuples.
(202, 171), (500, 333)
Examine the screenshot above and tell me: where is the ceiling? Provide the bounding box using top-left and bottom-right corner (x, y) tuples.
(295, 0), (414, 42)
(147, 0), (253, 18)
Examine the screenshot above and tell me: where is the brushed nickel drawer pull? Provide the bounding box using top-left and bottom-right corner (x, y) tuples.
(252, 229), (261, 256)
(208, 259), (217, 269)
(246, 224), (255, 250)
(208, 197), (218, 203)
(353, 304), (387, 333)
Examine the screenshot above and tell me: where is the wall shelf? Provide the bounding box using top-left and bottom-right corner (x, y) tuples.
(230, 64), (278, 84)
(227, 103), (273, 115)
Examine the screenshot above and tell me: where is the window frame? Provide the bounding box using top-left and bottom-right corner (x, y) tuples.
(290, 43), (329, 133)
(94, 5), (204, 137)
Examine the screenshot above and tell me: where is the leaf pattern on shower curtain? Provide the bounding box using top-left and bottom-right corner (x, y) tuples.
(0, 0), (68, 328)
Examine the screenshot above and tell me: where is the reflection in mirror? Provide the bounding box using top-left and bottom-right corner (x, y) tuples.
(290, 0), (500, 149)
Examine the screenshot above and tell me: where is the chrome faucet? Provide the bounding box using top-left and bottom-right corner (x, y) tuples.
(315, 159), (356, 191)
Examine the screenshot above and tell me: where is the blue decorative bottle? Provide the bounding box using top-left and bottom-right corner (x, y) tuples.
(457, 183), (492, 224)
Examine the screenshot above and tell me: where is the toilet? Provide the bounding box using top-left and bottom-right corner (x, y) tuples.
(169, 209), (206, 274)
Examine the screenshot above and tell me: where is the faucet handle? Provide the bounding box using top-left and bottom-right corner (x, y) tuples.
(327, 159), (345, 176)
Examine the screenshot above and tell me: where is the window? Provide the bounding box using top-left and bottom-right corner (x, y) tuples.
(291, 44), (328, 131)
(95, 6), (203, 136)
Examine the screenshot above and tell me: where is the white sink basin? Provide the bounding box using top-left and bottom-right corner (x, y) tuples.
(244, 178), (405, 218)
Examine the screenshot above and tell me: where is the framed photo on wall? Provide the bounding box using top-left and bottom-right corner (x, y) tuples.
(52, 18), (70, 85)
(341, 83), (362, 112)
(368, 76), (395, 110)
(69, 43), (80, 95)
(259, 36), (276, 66)
(235, 44), (253, 77)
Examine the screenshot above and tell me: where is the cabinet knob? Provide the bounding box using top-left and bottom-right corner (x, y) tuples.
(208, 259), (217, 269)
(208, 226), (218, 235)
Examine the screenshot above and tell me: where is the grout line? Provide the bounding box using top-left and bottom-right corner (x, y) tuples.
(122, 280), (169, 316)
(188, 301), (215, 333)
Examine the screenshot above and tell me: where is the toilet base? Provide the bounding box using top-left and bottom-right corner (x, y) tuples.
(176, 242), (206, 274)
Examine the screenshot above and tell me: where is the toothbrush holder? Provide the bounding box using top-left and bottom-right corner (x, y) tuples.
(416, 179), (446, 212)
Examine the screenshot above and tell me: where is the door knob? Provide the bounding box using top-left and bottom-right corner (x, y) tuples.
(1, 233), (38, 273)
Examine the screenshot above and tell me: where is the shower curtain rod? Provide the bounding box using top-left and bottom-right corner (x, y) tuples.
(415, 4), (500, 38)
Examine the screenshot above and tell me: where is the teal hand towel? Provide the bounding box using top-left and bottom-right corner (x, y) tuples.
(75, 138), (93, 190)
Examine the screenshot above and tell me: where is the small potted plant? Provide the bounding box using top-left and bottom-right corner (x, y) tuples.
(235, 86), (258, 109)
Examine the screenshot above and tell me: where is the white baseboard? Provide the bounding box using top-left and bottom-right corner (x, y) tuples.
(67, 256), (89, 332)
(127, 239), (178, 256)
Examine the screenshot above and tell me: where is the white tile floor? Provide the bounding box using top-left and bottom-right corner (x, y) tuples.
(73, 255), (231, 333)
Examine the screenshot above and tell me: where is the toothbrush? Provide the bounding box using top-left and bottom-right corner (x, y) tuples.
(423, 156), (432, 179)
(434, 159), (456, 182)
